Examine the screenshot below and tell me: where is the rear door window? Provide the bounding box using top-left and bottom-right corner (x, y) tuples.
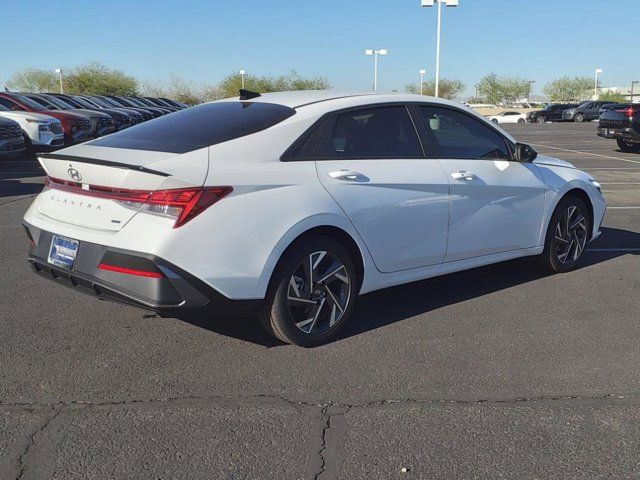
(89, 101), (296, 153)
(318, 106), (423, 159)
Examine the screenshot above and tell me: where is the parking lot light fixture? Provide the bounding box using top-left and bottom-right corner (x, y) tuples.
(419, 69), (427, 95)
(527, 80), (535, 105)
(631, 80), (639, 103)
(365, 49), (388, 92)
(594, 68), (603, 99)
(55, 68), (63, 94)
(239, 69), (246, 90)
(421, 0), (459, 98)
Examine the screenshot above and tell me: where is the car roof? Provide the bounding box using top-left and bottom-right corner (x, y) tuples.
(216, 90), (471, 111)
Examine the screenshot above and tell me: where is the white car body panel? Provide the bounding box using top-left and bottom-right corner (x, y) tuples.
(487, 112), (528, 124)
(23, 92), (606, 305)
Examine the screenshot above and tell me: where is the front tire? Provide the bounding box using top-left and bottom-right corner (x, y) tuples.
(258, 235), (359, 347)
(517, 118), (525, 124)
(617, 138), (640, 153)
(541, 196), (591, 273)
(574, 113), (585, 122)
(536, 115), (546, 123)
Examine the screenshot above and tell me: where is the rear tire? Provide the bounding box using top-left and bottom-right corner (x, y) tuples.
(574, 113), (585, 122)
(536, 115), (546, 123)
(258, 235), (359, 347)
(491, 119), (499, 124)
(517, 118), (525, 124)
(540, 195), (591, 273)
(617, 139), (640, 153)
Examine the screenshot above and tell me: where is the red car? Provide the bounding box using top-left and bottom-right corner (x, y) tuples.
(0, 92), (94, 146)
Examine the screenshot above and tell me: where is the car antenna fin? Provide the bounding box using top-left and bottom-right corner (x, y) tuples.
(239, 89), (261, 100)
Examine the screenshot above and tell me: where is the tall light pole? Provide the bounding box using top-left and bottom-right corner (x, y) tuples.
(55, 68), (63, 94)
(631, 80), (639, 103)
(365, 49), (387, 92)
(594, 68), (603, 99)
(527, 80), (535, 105)
(419, 69), (426, 95)
(421, 0), (459, 98)
(239, 69), (246, 89)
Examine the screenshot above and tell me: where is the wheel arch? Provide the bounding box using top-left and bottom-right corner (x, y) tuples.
(544, 187), (595, 242)
(254, 216), (372, 298)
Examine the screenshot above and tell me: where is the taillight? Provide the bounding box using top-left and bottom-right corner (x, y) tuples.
(45, 177), (232, 228)
(616, 106), (636, 117)
(144, 187), (233, 227)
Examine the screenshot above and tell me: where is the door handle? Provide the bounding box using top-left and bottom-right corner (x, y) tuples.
(328, 170), (365, 181)
(451, 170), (476, 181)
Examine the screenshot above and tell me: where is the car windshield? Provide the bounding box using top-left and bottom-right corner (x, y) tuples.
(0, 103), (9, 112)
(10, 94), (46, 111)
(578, 102), (590, 108)
(89, 101), (296, 153)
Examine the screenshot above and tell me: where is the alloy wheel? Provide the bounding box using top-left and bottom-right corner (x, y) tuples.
(553, 205), (588, 264)
(286, 251), (351, 335)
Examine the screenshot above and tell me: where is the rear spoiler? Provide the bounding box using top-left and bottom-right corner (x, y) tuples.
(38, 153), (171, 177)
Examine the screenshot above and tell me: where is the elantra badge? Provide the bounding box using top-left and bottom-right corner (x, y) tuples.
(67, 166), (82, 182)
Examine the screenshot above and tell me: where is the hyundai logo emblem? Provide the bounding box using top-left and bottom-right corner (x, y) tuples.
(67, 167), (82, 182)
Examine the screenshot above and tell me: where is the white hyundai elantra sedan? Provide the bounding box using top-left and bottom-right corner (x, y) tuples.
(23, 90), (606, 346)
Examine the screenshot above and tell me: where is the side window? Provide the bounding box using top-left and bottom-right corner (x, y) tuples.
(420, 106), (512, 160)
(318, 106), (422, 159)
(282, 119), (326, 160)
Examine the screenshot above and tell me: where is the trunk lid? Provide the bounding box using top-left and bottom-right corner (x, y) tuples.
(35, 143), (209, 231)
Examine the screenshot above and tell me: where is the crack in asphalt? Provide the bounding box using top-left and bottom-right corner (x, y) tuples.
(314, 406), (330, 480)
(0, 195), (37, 207)
(1, 391), (638, 411)
(15, 407), (60, 480)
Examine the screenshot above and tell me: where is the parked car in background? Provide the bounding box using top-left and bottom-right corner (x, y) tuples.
(22, 93), (116, 138)
(598, 104), (640, 153)
(0, 92), (93, 146)
(23, 91), (606, 346)
(105, 96), (170, 117)
(143, 97), (185, 110)
(0, 116), (25, 156)
(486, 111), (527, 124)
(49, 94), (133, 131)
(136, 97), (180, 112)
(0, 103), (64, 152)
(562, 101), (620, 122)
(527, 104), (579, 123)
(82, 96), (151, 123)
(96, 96), (158, 119)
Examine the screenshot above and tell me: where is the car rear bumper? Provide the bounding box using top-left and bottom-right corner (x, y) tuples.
(24, 223), (260, 316)
(597, 126), (637, 140)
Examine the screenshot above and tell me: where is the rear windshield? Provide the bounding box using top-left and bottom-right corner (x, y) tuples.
(89, 101), (296, 153)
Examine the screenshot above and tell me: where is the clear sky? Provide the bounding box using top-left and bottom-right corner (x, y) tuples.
(2, 0), (639, 97)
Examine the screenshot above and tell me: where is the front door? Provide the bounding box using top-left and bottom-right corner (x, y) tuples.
(315, 105), (450, 273)
(417, 105), (547, 262)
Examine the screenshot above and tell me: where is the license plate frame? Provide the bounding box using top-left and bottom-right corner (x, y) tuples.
(47, 235), (80, 270)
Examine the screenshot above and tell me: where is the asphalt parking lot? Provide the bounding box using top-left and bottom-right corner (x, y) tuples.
(1, 122), (639, 479)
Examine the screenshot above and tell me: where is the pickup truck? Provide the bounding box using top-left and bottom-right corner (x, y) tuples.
(597, 104), (640, 153)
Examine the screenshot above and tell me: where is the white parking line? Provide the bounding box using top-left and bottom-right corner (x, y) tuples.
(606, 206), (640, 209)
(529, 144), (640, 164)
(600, 182), (640, 185)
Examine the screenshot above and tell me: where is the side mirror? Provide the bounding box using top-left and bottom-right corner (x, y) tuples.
(515, 142), (537, 163)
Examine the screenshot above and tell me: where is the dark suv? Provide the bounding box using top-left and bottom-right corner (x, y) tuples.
(562, 101), (620, 122)
(0, 116), (25, 156)
(598, 104), (640, 153)
(527, 104), (579, 123)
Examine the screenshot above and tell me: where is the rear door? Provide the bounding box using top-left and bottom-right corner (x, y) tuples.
(314, 105), (450, 273)
(416, 105), (546, 262)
